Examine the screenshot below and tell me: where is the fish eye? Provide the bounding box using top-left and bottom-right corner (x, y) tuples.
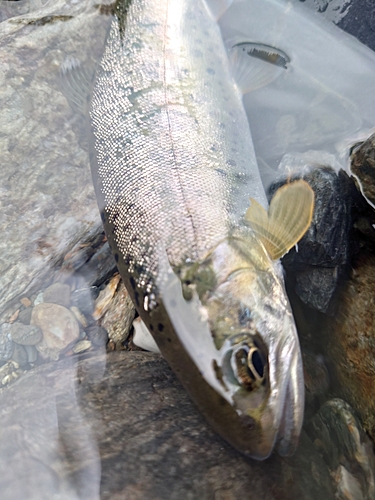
(221, 334), (268, 392)
(232, 345), (266, 390)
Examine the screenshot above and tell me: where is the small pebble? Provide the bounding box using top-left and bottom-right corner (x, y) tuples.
(81, 242), (118, 287)
(72, 340), (92, 354)
(34, 292), (44, 306)
(0, 360), (19, 386)
(8, 310), (19, 324)
(86, 324), (108, 348)
(24, 345), (38, 363)
(20, 297), (31, 308)
(11, 344), (29, 367)
(100, 281), (135, 348)
(18, 308), (32, 325)
(306, 399), (375, 499)
(9, 323), (43, 346)
(70, 286), (95, 316)
(0, 324), (15, 362)
(31, 303), (80, 360)
(93, 274), (121, 321)
(43, 282), (71, 308)
(70, 306), (88, 328)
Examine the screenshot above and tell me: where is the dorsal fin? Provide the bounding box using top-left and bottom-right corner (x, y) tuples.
(245, 180), (315, 260)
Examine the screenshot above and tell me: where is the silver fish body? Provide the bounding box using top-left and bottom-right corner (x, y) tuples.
(90, 0), (304, 459)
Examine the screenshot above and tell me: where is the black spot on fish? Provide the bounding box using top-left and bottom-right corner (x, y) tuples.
(215, 168), (227, 177)
(100, 211), (106, 224)
(167, 337), (172, 343)
(149, 324), (154, 332)
(239, 414), (255, 430)
(130, 277), (136, 290)
(135, 263), (146, 276)
(114, 253), (119, 263)
(158, 323), (164, 332)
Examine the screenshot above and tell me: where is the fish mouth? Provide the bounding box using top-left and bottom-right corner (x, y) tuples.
(275, 342), (305, 457)
(225, 338), (304, 460)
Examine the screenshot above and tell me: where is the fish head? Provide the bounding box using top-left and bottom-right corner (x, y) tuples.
(163, 236), (304, 459)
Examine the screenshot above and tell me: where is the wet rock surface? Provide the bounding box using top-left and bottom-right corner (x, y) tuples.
(8, 322), (42, 345)
(277, 167), (357, 313)
(0, 351), (335, 500)
(43, 282), (71, 308)
(98, 280), (135, 349)
(323, 250), (375, 444)
(31, 303), (80, 360)
(350, 132), (375, 206)
(306, 399), (375, 500)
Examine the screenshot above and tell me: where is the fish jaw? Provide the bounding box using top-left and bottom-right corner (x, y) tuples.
(266, 312), (305, 457)
(215, 293), (305, 459)
(158, 237), (304, 460)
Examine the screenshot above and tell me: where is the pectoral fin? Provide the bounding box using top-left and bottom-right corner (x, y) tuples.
(245, 180), (315, 260)
(229, 43), (290, 94)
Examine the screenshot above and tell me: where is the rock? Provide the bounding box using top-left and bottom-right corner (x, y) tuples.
(79, 242), (118, 288)
(277, 167), (357, 312)
(70, 286), (96, 317)
(0, 0), (112, 319)
(93, 274), (121, 321)
(0, 351), (334, 500)
(72, 340), (92, 354)
(43, 283), (71, 308)
(70, 306), (88, 328)
(99, 281), (135, 349)
(86, 325), (108, 348)
(294, 266), (339, 313)
(350, 132), (375, 206)
(33, 292), (44, 307)
(306, 399), (375, 500)
(11, 344), (29, 367)
(302, 349), (329, 419)
(323, 250), (375, 443)
(24, 345), (38, 364)
(0, 360), (20, 386)
(31, 303), (80, 360)
(20, 297), (31, 308)
(8, 310), (19, 323)
(17, 308), (32, 325)
(0, 324), (14, 362)
(8, 322), (42, 346)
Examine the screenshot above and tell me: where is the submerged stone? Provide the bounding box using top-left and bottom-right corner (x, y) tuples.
(31, 303), (80, 360)
(0, 351), (334, 500)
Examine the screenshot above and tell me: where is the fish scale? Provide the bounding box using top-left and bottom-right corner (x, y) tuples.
(90, 0), (265, 292)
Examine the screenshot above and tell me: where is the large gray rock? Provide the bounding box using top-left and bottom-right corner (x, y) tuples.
(0, 1), (111, 321)
(0, 351), (334, 500)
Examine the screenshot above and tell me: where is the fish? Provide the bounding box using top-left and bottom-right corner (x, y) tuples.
(89, 0), (314, 460)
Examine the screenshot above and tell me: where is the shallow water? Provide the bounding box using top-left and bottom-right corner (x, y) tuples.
(0, 0), (375, 498)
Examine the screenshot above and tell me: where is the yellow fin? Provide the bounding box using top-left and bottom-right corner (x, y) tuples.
(245, 180), (315, 260)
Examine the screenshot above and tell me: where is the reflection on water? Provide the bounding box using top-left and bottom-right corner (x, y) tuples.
(0, 355), (102, 500)
(0, 0), (375, 498)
